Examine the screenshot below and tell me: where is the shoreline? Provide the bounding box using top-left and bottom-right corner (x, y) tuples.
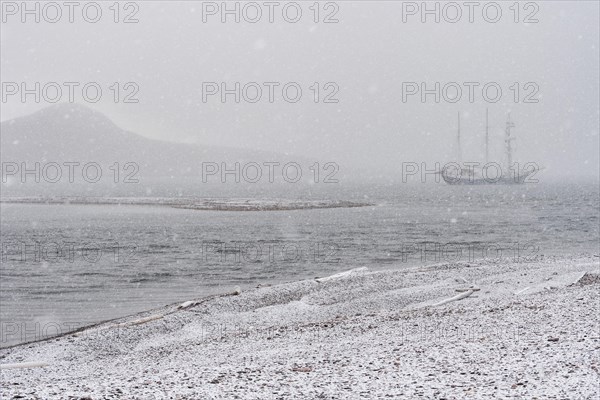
(3, 253), (590, 351)
(1, 255), (599, 398)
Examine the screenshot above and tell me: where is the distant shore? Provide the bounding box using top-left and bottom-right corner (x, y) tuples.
(1, 255), (598, 399)
(0, 196), (372, 211)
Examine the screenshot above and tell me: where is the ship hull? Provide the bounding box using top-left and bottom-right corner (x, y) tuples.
(442, 170), (533, 185)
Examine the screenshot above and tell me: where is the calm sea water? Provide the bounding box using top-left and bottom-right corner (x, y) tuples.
(1, 182), (598, 347)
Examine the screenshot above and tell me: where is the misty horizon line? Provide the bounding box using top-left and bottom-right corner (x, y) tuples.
(1, 102), (598, 182)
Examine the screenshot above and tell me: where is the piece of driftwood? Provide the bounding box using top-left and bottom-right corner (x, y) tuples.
(129, 314), (163, 326)
(514, 287), (531, 295)
(178, 300), (198, 309)
(432, 289), (475, 306)
(0, 361), (48, 369)
(455, 287), (481, 292)
(74, 314), (164, 337)
(315, 267), (369, 283)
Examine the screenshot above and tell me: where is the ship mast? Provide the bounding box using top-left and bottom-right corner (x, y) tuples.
(505, 113), (515, 167)
(457, 111), (461, 161)
(485, 108), (489, 164)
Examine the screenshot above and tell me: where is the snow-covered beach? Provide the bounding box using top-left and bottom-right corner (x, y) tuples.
(2, 0), (598, 398)
(1, 255), (598, 399)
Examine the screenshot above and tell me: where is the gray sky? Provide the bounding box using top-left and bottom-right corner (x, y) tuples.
(1, 1), (598, 178)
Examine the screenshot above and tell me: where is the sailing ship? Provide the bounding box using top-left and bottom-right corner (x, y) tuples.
(441, 110), (535, 185)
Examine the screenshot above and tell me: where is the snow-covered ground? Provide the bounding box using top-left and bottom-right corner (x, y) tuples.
(1, 255), (598, 399)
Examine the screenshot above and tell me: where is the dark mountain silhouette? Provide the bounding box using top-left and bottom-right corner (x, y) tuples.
(0, 103), (301, 179)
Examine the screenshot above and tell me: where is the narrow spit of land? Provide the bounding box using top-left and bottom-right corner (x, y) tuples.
(0, 197), (372, 212)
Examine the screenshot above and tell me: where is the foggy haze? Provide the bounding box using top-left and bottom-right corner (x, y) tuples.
(1, 3), (600, 398)
(1, 1), (598, 180)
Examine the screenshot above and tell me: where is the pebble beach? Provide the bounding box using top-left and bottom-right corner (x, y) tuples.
(1, 255), (599, 399)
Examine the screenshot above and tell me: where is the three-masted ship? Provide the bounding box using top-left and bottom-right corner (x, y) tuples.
(441, 110), (535, 185)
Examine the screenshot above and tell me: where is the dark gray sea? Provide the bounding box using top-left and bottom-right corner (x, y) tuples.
(1, 182), (598, 347)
